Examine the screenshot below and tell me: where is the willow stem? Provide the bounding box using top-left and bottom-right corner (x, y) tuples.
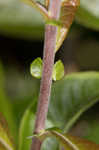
(31, 0), (61, 150)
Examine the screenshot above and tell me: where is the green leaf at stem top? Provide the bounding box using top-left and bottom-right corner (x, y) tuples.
(35, 128), (99, 150)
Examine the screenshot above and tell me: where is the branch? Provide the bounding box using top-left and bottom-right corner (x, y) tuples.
(31, 0), (61, 150)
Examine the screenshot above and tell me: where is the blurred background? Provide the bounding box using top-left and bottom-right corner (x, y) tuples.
(0, 0), (99, 120)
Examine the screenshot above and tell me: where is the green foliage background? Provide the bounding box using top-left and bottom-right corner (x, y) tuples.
(0, 0), (99, 150)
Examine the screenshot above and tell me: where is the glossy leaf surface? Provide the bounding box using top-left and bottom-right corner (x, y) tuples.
(30, 58), (64, 81)
(30, 57), (43, 79)
(52, 60), (64, 81)
(49, 72), (99, 132)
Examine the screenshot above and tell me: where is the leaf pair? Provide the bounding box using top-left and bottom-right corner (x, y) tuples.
(30, 57), (64, 81)
(21, 0), (80, 52)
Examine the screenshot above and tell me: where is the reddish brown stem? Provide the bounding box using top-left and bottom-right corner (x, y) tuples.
(31, 0), (61, 150)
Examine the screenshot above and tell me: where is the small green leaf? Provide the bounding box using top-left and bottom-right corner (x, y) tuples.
(30, 57), (43, 79)
(0, 113), (14, 150)
(30, 59), (64, 81)
(52, 60), (64, 81)
(36, 129), (99, 150)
